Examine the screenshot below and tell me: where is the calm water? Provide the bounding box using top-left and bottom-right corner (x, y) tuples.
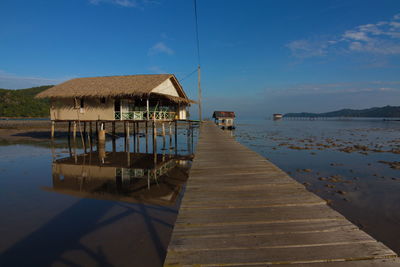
(235, 118), (400, 254)
(0, 124), (197, 267)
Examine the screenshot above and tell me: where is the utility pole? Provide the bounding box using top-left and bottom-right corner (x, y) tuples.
(198, 65), (202, 121)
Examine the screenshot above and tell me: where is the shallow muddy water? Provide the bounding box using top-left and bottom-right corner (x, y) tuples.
(0, 124), (197, 267)
(235, 118), (400, 254)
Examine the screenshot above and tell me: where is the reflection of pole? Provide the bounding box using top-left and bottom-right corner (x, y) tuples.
(51, 139), (56, 163)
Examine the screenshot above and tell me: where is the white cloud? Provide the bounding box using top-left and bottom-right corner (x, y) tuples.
(287, 13), (400, 59)
(148, 42), (174, 56)
(148, 65), (167, 74)
(269, 81), (400, 96)
(0, 70), (69, 89)
(89, 0), (138, 7)
(286, 39), (330, 59)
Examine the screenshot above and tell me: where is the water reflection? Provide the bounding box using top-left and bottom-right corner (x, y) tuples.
(0, 128), (196, 267)
(45, 151), (193, 206)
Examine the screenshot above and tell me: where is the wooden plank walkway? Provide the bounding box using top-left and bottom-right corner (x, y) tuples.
(164, 122), (399, 266)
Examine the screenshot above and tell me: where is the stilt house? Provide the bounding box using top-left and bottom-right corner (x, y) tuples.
(36, 74), (195, 121)
(212, 111), (235, 129)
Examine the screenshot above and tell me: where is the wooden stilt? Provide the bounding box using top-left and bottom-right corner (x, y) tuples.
(51, 121), (55, 139)
(152, 120), (157, 154)
(162, 122), (166, 149)
(174, 120), (178, 155)
(112, 121), (116, 152)
(73, 121), (77, 141)
(68, 121), (71, 140)
(169, 122), (173, 148)
(89, 122), (93, 141)
(133, 121), (136, 153)
(137, 122), (140, 153)
(83, 122), (86, 139)
(95, 121), (99, 143)
(145, 120), (149, 153)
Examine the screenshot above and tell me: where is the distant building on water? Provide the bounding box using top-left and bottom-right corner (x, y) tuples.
(273, 113), (283, 120)
(212, 111), (235, 129)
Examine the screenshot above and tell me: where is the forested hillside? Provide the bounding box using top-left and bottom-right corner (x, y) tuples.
(0, 86), (52, 117)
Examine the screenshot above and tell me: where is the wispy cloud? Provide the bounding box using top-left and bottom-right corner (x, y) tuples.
(287, 13), (400, 59)
(148, 65), (167, 74)
(268, 81), (400, 96)
(89, 0), (157, 8)
(0, 70), (70, 89)
(148, 42), (174, 56)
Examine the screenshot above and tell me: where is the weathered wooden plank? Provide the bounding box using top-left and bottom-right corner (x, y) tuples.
(171, 219), (356, 238)
(170, 229), (377, 252)
(165, 242), (395, 266)
(175, 205), (343, 225)
(164, 122), (398, 266)
(211, 258), (400, 267)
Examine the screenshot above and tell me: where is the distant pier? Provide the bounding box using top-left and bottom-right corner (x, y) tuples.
(164, 122), (399, 266)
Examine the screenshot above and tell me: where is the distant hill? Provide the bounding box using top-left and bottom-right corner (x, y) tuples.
(284, 106), (400, 118)
(0, 86), (53, 117)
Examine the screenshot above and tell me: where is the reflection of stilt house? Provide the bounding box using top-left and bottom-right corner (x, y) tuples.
(212, 111), (235, 129)
(44, 152), (192, 206)
(36, 74), (196, 139)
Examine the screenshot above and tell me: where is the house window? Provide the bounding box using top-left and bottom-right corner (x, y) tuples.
(80, 98), (85, 108)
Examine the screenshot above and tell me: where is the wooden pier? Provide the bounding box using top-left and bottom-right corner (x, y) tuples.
(164, 122), (399, 266)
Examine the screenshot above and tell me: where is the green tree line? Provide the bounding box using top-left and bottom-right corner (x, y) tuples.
(0, 86), (52, 117)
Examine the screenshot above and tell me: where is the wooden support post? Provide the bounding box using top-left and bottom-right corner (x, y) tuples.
(187, 122), (190, 154)
(51, 121), (55, 139)
(133, 121), (136, 153)
(98, 122), (106, 144)
(137, 122), (140, 153)
(73, 121), (77, 141)
(95, 121), (99, 143)
(162, 122), (166, 149)
(83, 122), (86, 139)
(145, 120), (148, 153)
(152, 120), (157, 154)
(89, 122), (93, 141)
(174, 120), (178, 155)
(112, 121), (116, 152)
(68, 121), (71, 140)
(126, 121), (130, 152)
(169, 122), (173, 148)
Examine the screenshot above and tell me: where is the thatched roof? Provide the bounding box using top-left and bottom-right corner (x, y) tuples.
(213, 111), (235, 118)
(36, 74), (196, 104)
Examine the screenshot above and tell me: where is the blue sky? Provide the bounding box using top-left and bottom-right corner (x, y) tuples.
(1, 0), (400, 118)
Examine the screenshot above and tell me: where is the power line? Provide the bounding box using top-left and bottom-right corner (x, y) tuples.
(178, 68), (198, 82)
